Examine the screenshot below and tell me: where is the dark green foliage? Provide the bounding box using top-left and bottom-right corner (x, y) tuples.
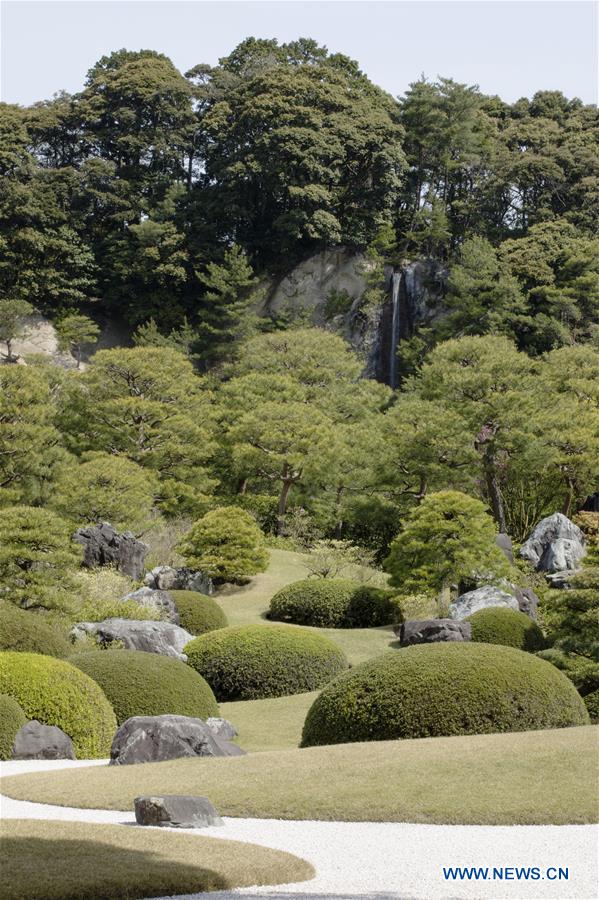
(301, 643), (589, 747)
(0, 651), (116, 758)
(269, 579), (400, 628)
(584, 690), (598, 722)
(68, 649), (218, 725)
(184, 624), (348, 701)
(0, 603), (70, 657)
(467, 607), (545, 652)
(178, 507), (269, 583)
(547, 568), (599, 660)
(537, 649), (599, 697)
(0, 693), (27, 760)
(168, 590), (228, 635)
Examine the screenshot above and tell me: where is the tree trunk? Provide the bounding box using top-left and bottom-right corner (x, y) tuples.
(484, 459), (507, 533)
(437, 582), (452, 616)
(562, 479), (575, 518)
(277, 479), (293, 536)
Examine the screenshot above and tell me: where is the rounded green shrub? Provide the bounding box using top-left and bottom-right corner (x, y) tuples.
(69, 649), (218, 725)
(269, 579), (401, 628)
(0, 693), (27, 760)
(0, 602), (70, 658)
(169, 590), (228, 635)
(0, 652), (116, 758)
(584, 690), (598, 722)
(466, 607), (545, 652)
(185, 624), (348, 701)
(301, 643), (589, 747)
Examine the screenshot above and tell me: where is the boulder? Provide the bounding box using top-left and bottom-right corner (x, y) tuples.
(134, 794), (223, 828)
(395, 619), (471, 645)
(121, 586), (179, 624)
(450, 586), (520, 620)
(520, 513), (586, 573)
(144, 565), (214, 596)
(206, 717), (238, 741)
(512, 586), (539, 619)
(70, 618), (193, 661)
(12, 720), (75, 760)
(73, 522), (148, 580)
(495, 533), (514, 564)
(110, 714), (246, 766)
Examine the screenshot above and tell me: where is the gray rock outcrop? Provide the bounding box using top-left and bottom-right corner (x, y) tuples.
(512, 586), (539, 619)
(395, 619), (471, 645)
(121, 586), (179, 623)
(143, 565), (214, 596)
(206, 717), (238, 741)
(73, 522), (148, 580)
(520, 513), (586, 573)
(450, 585), (520, 620)
(134, 794), (223, 828)
(495, 533), (514, 564)
(70, 618), (193, 660)
(110, 714), (245, 765)
(12, 720), (75, 760)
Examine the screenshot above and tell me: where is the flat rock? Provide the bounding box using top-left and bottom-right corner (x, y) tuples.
(121, 586), (179, 624)
(70, 618), (193, 660)
(73, 522), (148, 580)
(450, 585), (519, 620)
(396, 619), (471, 645)
(520, 513), (585, 573)
(12, 720), (75, 760)
(144, 565), (214, 596)
(134, 794), (223, 828)
(110, 714), (246, 766)
(206, 717), (238, 741)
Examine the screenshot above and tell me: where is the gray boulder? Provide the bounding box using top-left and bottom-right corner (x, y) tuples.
(73, 522), (148, 580)
(70, 618), (193, 661)
(520, 513), (585, 573)
(121, 586), (179, 624)
(144, 565), (214, 596)
(512, 586), (539, 619)
(12, 720), (75, 760)
(206, 717), (238, 741)
(110, 714), (246, 766)
(134, 794), (223, 828)
(495, 533), (514, 564)
(395, 619), (471, 645)
(450, 585), (520, 620)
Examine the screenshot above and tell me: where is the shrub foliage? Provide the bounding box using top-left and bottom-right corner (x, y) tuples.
(0, 603), (70, 657)
(178, 506), (269, 583)
(269, 579), (401, 628)
(169, 590), (228, 635)
(467, 607), (545, 652)
(0, 693), (27, 760)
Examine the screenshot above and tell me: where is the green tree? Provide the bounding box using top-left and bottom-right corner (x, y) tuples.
(0, 299), (32, 362)
(384, 490), (510, 607)
(178, 505), (268, 582)
(56, 313), (100, 367)
(548, 568), (599, 661)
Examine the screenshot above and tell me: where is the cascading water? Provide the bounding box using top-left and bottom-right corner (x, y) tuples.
(389, 271), (402, 389)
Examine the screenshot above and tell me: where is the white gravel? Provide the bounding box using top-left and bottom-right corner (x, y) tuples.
(1, 760), (597, 900)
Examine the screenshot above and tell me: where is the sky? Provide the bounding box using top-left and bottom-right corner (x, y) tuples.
(1, 0), (597, 107)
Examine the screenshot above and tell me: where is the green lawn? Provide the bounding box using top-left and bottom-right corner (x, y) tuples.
(3, 726), (597, 825)
(0, 819), (314, 900)
(221, 691), (318, 751)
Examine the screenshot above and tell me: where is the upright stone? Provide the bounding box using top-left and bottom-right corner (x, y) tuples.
(73, 522), (148, 580)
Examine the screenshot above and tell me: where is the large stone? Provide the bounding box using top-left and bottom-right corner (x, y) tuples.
(110, 715), (246, 766)
(520, 513), (586, 573)
(144, 565), (214, 596)
(73, 522), (148, 580)
(206, 717), (238, 741)
(12, 720), (75, 760)
(512, 586), (539, 619)
(450, 586), (520, 620)
(495, 533), (514, 564)
(134, 794), (223, 828)
(395, 619), (471, 645)
(121, 586), (179, 624)
(70, 618), (193, 660)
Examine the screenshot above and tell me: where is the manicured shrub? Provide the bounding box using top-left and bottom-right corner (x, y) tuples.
(537, 648), (599, 696)
(185, 624), (348, 701)
(68, 649), (218, 724)
(0, 652), (116, 758)
(466, 607), (545, 652)
(169, 590), (228, 635)
(0, 603), (70, 657)
(301, 643), (589, 747)
(269, 579), (401, 628)
(584, 690), (599, 722)
(178, 506), (268, 583)
(0, 693), (27, 760)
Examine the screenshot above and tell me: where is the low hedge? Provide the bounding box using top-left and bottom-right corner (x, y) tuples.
(466, 607), (545, 652)
(0, 652), (116, 758)
(68, 649), (218, 725)
(269, 579), (401, 628)
(185, 624), (348, 701)
(0, 693), (27, 760)
(301, 642), (589, 747)
(169, 591), (228, 635)
(0, 603), (70, 658)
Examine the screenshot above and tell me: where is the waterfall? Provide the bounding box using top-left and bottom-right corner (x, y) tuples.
(389, 271), (401, 389)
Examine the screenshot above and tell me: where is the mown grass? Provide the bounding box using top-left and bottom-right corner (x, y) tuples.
(221, 691), (318, 751)
(0, 819), (314, 900)
(3, 726), (597, 825)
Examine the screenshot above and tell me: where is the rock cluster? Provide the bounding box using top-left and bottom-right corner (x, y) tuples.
(110, 714), (245, 765)
(450, 586), (520, 620)
(12, 720), (75, 760)
(144, 565), (214, 596)
(70, 618), (193, 661)
(121, 586), (180, 623)
(520, 513), (586, 575)
(73, 522), (148, 580)
(396, 619), (471, 645)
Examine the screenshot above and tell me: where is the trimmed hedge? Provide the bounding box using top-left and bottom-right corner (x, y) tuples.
(269, 579), (401, 628)
(0, 603), (70, 658)
(466, 607), (545, 652)
(169, 590), (228, 635)
(301, 643), (589, 747)
(185, 624), (348, 701)
(0, 693), (27, 760)
(0, 652), (116, 758)
(68, 649), (218, 725)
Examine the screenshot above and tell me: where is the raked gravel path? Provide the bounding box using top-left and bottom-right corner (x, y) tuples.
(1, 760), (597, 900)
